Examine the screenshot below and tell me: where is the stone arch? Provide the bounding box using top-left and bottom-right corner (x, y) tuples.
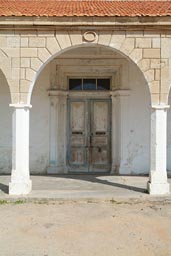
(27, 41), (152, 105)
(0, 52), (13, 103)
(29, 43), (151, 175)
(8, 32), (170, 195)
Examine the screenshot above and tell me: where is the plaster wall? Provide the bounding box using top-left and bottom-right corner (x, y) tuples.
(125, 62), (150, 174)
(30, 65), (50, 174)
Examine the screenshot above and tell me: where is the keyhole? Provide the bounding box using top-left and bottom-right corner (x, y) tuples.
(98, 147), (101, 153)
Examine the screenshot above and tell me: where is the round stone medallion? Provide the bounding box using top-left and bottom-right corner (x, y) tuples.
(83, 31), (97, 42)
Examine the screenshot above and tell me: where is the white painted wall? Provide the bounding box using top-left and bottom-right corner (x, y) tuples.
(30, 65), (50, 174)
(0, 71), (12, 174)
(123, 62), (150, 174)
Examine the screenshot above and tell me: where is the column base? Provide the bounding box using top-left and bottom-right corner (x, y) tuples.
(9, 180), (32, 195)
(147, 181), (170, 195)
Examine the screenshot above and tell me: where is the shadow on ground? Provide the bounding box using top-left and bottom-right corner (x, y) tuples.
(39, 174), (148, 194)
(0, 183), (9, 194)
(0, 174), (148, 195)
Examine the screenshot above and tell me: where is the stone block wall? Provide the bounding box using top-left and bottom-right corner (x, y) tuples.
(0, 28), (171, 105)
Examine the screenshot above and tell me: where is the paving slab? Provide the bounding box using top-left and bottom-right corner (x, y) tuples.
(0, 175), (171, 202)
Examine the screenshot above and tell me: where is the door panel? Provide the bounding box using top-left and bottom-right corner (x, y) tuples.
(91, 148), (108, 164)
(70, 148), (86, 165)
(90, 100), (111, 172)
(70, 101), (85, 131)
(68, 100), (88, 171)
(68, 98), (111, 173)
(93, 101), (109, 132)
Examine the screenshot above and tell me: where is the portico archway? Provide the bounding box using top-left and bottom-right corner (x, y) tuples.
(8, 40), (170, 196)
(30, 45), (151, 176)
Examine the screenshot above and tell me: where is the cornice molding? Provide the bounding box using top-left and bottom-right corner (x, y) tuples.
(1, 16), (171, 28)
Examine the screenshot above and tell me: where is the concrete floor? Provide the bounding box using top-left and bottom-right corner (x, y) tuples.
(0, 175), (171, 201)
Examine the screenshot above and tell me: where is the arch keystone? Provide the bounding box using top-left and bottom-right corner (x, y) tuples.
(98, 32), (112, 46)
(109, 31), (126, 50)
(46, 37), (61, 55)
(56, 32), (71, 49)
(69, 31), (82, 45)
(120, 38), (135, 55)
(38, 48), (52, 63)
(130, 49), (142, 64)
(31, 58), (43, 72)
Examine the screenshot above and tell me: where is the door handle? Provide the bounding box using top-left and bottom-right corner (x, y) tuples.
(90, 135), (92, 145)
(98, 147), (102, 153)
(90, 136), (93, 148)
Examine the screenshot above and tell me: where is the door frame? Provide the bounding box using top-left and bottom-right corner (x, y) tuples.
(47, 89), (130, 175)
(67, 91), (111, 173)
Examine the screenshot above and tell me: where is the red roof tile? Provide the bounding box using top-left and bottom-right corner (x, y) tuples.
(0, 0), (171, 17)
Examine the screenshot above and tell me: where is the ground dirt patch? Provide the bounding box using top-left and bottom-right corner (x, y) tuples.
(0, 200), (171, 256)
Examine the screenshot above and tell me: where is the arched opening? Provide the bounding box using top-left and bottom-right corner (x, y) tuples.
(30, 45), (151, 175)
(0, 70), (12, 174)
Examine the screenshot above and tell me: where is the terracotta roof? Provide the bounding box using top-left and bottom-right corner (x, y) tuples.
(0, 0), (171, 17)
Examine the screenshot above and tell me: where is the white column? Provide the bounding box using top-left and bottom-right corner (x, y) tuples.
(110, 90), (130, 174)
(9, 104), (32, 195)
(147, 105), (170, 195)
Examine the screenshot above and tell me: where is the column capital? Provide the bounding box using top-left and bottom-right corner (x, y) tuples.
(110, 89), (130, 98)
(9, 104), (32, 109)
(151, 104), (170, 110)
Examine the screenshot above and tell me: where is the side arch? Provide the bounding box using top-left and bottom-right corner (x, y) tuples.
(0, 69), (12, 174)
(0, 53), (13, 103)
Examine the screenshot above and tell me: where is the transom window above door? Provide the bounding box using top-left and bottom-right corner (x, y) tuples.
(69, 78), (110, 91)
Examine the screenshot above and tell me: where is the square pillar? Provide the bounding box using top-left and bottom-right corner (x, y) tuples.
(9, 104), (32, 195)
(148, 105), (170, 195)
(47, 90), (68, 174)
(110, 90), (130, 174)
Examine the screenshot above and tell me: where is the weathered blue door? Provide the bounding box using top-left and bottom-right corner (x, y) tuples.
(67, 98), (111, 173)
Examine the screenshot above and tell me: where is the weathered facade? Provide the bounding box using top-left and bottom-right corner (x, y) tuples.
(0, 0), (171, 195)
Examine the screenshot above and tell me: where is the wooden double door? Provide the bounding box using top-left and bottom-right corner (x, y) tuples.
(67, 98), (111, 173)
